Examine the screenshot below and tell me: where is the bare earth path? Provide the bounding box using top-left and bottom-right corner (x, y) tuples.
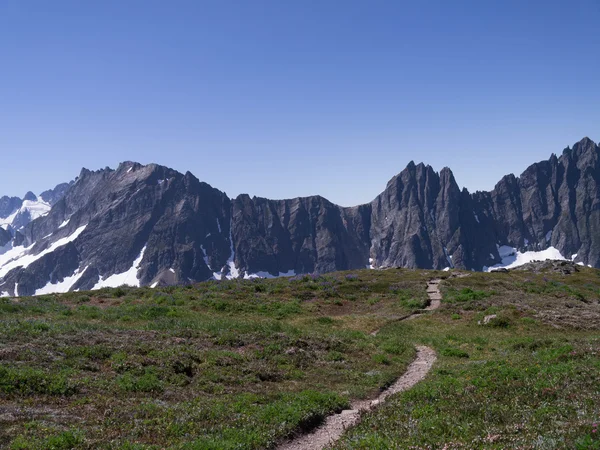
(277, 279), (442, 450)
(277, 346), (437, 450)
(425, 278), (442, 310)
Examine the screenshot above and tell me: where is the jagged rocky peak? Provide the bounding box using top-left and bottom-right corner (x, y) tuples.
(40, 182), (74, 206)
(0, 196), (23, 219)
(1, 138), (600, 297)
(23, 191), (38, 202)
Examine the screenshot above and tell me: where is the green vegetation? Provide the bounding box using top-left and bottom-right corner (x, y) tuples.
(1, 267), (599, 448)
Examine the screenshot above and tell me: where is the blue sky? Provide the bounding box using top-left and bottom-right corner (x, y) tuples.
(1, 0), (599, 206)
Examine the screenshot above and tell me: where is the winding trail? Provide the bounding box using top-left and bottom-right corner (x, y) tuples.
(277, 279), (443, 450)
(277, 346), (436, 450)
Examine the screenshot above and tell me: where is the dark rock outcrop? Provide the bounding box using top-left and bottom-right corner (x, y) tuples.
(40, 182), (74, 206)
(0, 196), (22, 219)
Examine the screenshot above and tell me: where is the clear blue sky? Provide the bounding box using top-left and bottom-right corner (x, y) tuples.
(1, 0), (599, 206)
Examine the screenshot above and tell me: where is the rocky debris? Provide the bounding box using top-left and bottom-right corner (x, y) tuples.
(479, 314), (497, 325)
(513, 260), (581, 274)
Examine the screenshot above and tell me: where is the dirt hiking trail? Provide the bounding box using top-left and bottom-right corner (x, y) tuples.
(277, 346), (436, 450)
(277, 279), (443, 450)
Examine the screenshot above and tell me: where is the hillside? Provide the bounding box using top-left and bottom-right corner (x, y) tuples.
(0, 263), (598, 448)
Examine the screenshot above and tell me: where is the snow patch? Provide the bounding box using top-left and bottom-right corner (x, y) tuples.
(93, 245), (147, 289)
(0, 199), (51, 230)
(127, 167), (133, 173)
(368, 257), (375, 269)
(226, 228), (239, 279)
(485, 244), (568, 271)
(35, 266), (89, 295)
(443, 247), (454, 268)
(58, 218), (70, 229)
(213, 220), (240, 280)
(216, 219), (222, 233)
(150, 281), (159, 288)
(243, 270), (296, 279)
(0, 210), (19, 229)
(443, 267), (451, 271)
(0, 225), (87, 279)
(200, 245), (211, 269)
(473, 212), (479, 223)
(169, 268), (175, 274)
(545, 230), (552, 242)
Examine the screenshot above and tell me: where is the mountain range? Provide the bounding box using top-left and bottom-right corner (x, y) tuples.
(1, 137), (599, 296)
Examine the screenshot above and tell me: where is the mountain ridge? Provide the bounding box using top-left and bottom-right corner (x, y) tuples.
(1, 137), (599, 296)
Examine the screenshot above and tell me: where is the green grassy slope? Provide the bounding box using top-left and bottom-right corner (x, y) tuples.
(0, 267), (598, 449)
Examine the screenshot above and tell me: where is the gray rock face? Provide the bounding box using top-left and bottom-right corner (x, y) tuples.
(0, 196), (22, 219)
(0, 228), (11, 247)
(231, 195), (371, 276)
(40, 182), (73, 206)
(1, 137), (599, 295)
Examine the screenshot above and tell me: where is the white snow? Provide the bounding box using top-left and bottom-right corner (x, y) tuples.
(35, 266), (89, 295)
(93, 245), (147, 289)
(443, 267), (451, 271)
(157, 179), (165, 185)
(169, 268), (175, 274)
(0, 210), (19, 229)
(213, 221), (240, 280)
(58, 218), (70, 229)
(14, 283), (18, 297)
(127, 167), (133, 173)
(225, 224), (240, 279)
(200, 245), (211, 269)
(489, 253), (495, 259)
(22, 200), (50, 221)
(0, 199), (51, 230)
(205, 233), (211, 238)
(216, 219), (222, 233)
(571, 253), (578, 260)
(443, 247), (454, 268)
(0, 291), (9, 297)
(0, 225), (87, 279)
(524, 238), (529, 245)
(368, 257), (375, 269)
(473, 212), (479, 223)
(243, 269), (296, 279)
(545, 230), (552, 242)
(485, 244), (568, 271)
(150, 281), (159, 288)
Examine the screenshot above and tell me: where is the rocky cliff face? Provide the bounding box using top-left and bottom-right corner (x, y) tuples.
(1, 137), (599, 296)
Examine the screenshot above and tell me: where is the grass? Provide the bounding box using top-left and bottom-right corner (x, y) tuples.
(1, 266), (599, 448)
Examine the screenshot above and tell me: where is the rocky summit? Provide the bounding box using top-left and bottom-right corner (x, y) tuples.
(1, 137), (599, 296)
